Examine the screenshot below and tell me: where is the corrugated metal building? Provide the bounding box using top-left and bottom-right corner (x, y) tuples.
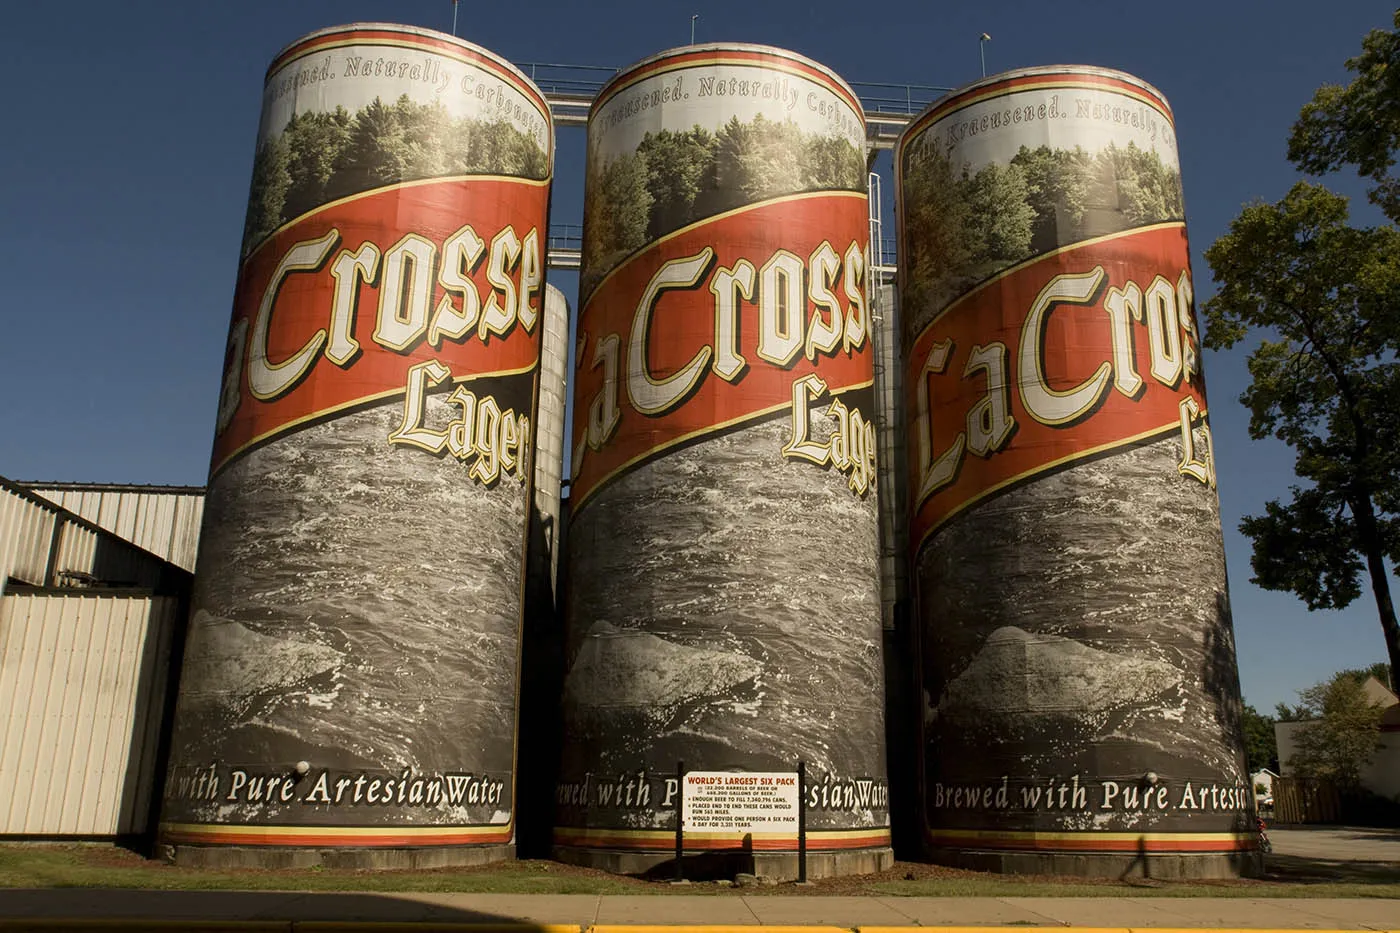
(1, 478), (192, 596)
(1, 592), (182, 836)
(0, 475), (191, 838)
(24, 482), (204, 572)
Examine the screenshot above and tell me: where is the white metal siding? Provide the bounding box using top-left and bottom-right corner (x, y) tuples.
(0, 593), (178, 835)
(51, 521), (167, 590)
(26, 486), (204, 573)
(1, 480), (182, 592)
(0, 486), (58, 594)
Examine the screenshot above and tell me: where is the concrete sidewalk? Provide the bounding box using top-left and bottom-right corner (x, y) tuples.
(1, 890), (1398, 929)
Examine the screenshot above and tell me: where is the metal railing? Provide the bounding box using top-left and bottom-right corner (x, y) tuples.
(548, 223), (583, 252)
(544, 234), (890, 274)
(518, 62), (617, 100)
(546, 222), (583, 270)
(848, 80), (952, 116)
(878, 237), (896, 268)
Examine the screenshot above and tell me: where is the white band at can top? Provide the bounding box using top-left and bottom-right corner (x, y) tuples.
(260, 22), (552, 168)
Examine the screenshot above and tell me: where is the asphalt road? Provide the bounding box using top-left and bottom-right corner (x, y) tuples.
(1271, 825), (1400, 862)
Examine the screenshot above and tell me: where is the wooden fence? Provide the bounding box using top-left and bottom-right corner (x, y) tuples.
(1273, 776), (1342, 824)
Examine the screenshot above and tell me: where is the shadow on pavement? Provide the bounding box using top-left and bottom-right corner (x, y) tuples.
(1262, 853), (1400, 884)
(0, 888), (581, 924)
(1273, 824), (1400, 841)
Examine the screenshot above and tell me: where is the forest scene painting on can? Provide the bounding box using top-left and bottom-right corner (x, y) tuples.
(582, 113), (865, 296)
(243, 95), (549, 254)
(900, 136), (1184, 325)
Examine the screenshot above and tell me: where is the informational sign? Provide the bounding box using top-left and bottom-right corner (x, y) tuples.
(682, 771), (800, 835)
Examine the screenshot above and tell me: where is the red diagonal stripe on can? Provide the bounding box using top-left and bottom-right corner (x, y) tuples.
(570, 192), (874, 509)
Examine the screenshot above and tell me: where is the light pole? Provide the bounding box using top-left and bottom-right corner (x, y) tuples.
(691, 14), (699, 45)
(451, 0), (460, 36)
(979, 32), (991, 77)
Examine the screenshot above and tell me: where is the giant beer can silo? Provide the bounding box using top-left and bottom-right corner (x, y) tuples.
(159, 23), (552, 868)
(557, 44), (892, 877)
(896, 66), (1255, 878)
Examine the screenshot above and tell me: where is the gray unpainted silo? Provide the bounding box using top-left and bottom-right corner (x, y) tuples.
(517, 283), (571, 858)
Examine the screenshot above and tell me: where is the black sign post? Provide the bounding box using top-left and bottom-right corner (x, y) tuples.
(797, 759), (807, 883)
(674, 759), (685, 882)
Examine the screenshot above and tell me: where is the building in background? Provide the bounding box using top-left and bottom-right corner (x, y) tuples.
(25, 482), (204, 573)
(0, 475), (191, 840)
(1276, 677), (1400, 801)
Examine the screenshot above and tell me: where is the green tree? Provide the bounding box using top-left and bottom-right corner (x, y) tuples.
(1283, 671), (1386, 789)
(1275, 699), (1312, 722)
(695, 115), (806, 217)
(1330, 662), (1395, 694)
(963, 161), (1034, 271)
(802, 134), (865, 192)
(1203, 181), (1400, 679)
(459, 118), (546, 178)
(1082, 143), (1184, 238)
(1355, 661), (1394, 690)
(1289, 11), (1400, 223)
(1013, 144), (1096, 253)
(900, 154), (1033, 327)
(899, 139), (975, 327)
(1241, 704), (1280, 773)
(1093, 142), (1184, 227)
(280, 107), (352, 220)
(741, 114), (806, 202)
(637, 126), (715, 238)
(241, 134), (291, 255)
(581, 147), (651, 298)
(394, 95), (449, 181)
(331, 97), (410, 199)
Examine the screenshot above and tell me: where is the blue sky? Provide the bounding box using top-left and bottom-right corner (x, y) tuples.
(0, 0), (1395, 712)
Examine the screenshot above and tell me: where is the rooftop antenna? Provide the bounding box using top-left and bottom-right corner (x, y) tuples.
(691, 13), (699, 45)
(979, 32), (992, 77)
(451, 0), (460, 36)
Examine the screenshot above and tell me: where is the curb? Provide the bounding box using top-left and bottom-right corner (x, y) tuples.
(2, 918), (1400, 924)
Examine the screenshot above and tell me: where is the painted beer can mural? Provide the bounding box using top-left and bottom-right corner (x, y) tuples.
(558, 44), (891, 875)
(159, 23), (552, 861)
(896, 67), (1253, 876)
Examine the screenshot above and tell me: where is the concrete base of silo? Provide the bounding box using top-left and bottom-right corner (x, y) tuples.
(552, 844), (894, 881)
(925, 845), (1262, 880)
(164, 843), (515, 870)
